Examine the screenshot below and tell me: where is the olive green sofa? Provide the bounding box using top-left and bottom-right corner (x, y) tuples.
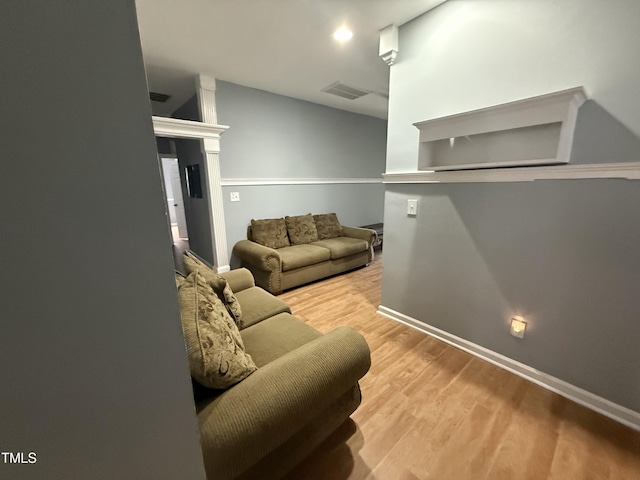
(191, 267), (371, 480)
(232, 213), (377, 294)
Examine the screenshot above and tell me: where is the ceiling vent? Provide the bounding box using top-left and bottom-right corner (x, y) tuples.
(322, 82), (370, 100)
(149, 91), (171, 103)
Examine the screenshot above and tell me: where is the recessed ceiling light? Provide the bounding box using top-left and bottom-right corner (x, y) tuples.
(333, 27), (353, 43)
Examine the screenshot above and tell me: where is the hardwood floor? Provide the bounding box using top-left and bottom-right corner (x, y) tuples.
(278, 254), (640, 480)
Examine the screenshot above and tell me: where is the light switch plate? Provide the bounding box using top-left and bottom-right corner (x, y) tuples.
(407, 199), (418, 216)
(230, 192), (240, 202)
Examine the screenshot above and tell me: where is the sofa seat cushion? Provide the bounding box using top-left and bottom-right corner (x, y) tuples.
(310, 237), (368, 260)
(240, 313), (322, 367)
(278, 244), (331, 271)
(234, 286), (292, 329)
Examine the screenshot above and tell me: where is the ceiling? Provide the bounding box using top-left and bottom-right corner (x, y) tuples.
(135, 0), (447, 119)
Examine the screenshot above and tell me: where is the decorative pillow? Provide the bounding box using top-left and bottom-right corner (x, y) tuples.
(250, 218), (290, 249)
(175, 271), (186, 289)
(178, 271), (257, 389)
(313, 213), (344, 240)
(285, 214), (319, 245)
(218, 283), (243, 328)
(183, 251), (244, 328)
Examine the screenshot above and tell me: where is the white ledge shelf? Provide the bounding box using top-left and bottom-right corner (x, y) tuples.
(383, 162), (640, 183)
(221, 177), (382, 186)
(152, 116), (229, 140)
(414, 87), (587, 171)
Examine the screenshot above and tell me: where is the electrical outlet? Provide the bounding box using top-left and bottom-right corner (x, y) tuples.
(407, 199), (418, 216)
(510, 317), (527, 339)
(230, 192), (240, 202)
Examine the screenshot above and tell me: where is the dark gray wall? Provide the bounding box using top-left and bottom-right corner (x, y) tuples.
(175, 138), (214, 264)
(0, 2), (205, 479)
(215, 81), (387, 260)
(173, 94), (201, 122)
(172, 95), (215, 264)
(156, 136), (174, 155)
(383, 0), (640, 413)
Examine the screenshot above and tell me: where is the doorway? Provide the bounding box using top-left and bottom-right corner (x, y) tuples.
(159, 155), (189, 268)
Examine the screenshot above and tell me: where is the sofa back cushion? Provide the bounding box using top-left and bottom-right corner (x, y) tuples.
(285, 214), (319, 245)
(313, 213), (344, 240)
(178, 270), (257, 389)
(250, 218), (290, 249)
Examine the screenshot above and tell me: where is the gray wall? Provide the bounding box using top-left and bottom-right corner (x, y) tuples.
(172, 95), (215, 264)
(175, 138), (214, 264)
(383, 0), (640, 413)
(0, 2), (205, 479)
(215, 81), (386, 264)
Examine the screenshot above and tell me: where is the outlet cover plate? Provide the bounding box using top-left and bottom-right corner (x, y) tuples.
(407, 199), (418, 216)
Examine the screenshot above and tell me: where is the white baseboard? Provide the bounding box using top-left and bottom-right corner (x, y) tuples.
(216, 265), (230, 274)
(377, 305), (640, 431)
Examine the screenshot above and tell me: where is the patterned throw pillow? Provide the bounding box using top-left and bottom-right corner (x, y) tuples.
(178, 271), (257, 389)
(250, 218), (290, 249)
(183, 251), (244, 328)
(313, 213), (344, 240)
(285, 214), (319, 245)
(175, 271), (187, 289)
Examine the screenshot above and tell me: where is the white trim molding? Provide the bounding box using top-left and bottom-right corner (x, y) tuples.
(152, 116), (229, 141)
(221, 177), (383, 186)
(377, 305), (640, 431)
(383, 162), (640, 183)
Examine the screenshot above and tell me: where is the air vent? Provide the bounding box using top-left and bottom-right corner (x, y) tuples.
(149, 91), (171, 103)
(322, 82), (369, 100)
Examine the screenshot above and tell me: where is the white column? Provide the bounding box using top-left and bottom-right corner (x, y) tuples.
(196, 75), (230, 273)
(197, 75), (218, 124)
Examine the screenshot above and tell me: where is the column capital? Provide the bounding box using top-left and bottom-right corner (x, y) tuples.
(379, 24), (399, 66)
(196, 75), (217, 91)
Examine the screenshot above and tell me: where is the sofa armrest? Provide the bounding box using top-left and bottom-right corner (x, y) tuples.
(342, 225), (376, 246)
(221, 267), (255, 293)
(232, 240), (282, 272)
(197, 326), (371, 480)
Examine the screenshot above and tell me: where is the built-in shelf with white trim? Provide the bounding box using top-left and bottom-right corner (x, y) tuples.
(414, 87), (587, 171)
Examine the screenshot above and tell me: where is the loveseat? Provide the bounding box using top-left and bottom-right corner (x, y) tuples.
(175, 251), (371, 480)
(232, 213), (377, 294)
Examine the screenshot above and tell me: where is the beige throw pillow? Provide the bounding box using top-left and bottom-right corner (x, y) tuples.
(285, 214), (319, 245)
(250, 218), (290, 249)
(313, 213), (344, 240)
(178, 271), (257, 389)
(175, 271), (186, 289)
(183, 251), (244, 328)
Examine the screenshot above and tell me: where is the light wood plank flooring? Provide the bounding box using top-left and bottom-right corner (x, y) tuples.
(278, 254), (640, 480)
